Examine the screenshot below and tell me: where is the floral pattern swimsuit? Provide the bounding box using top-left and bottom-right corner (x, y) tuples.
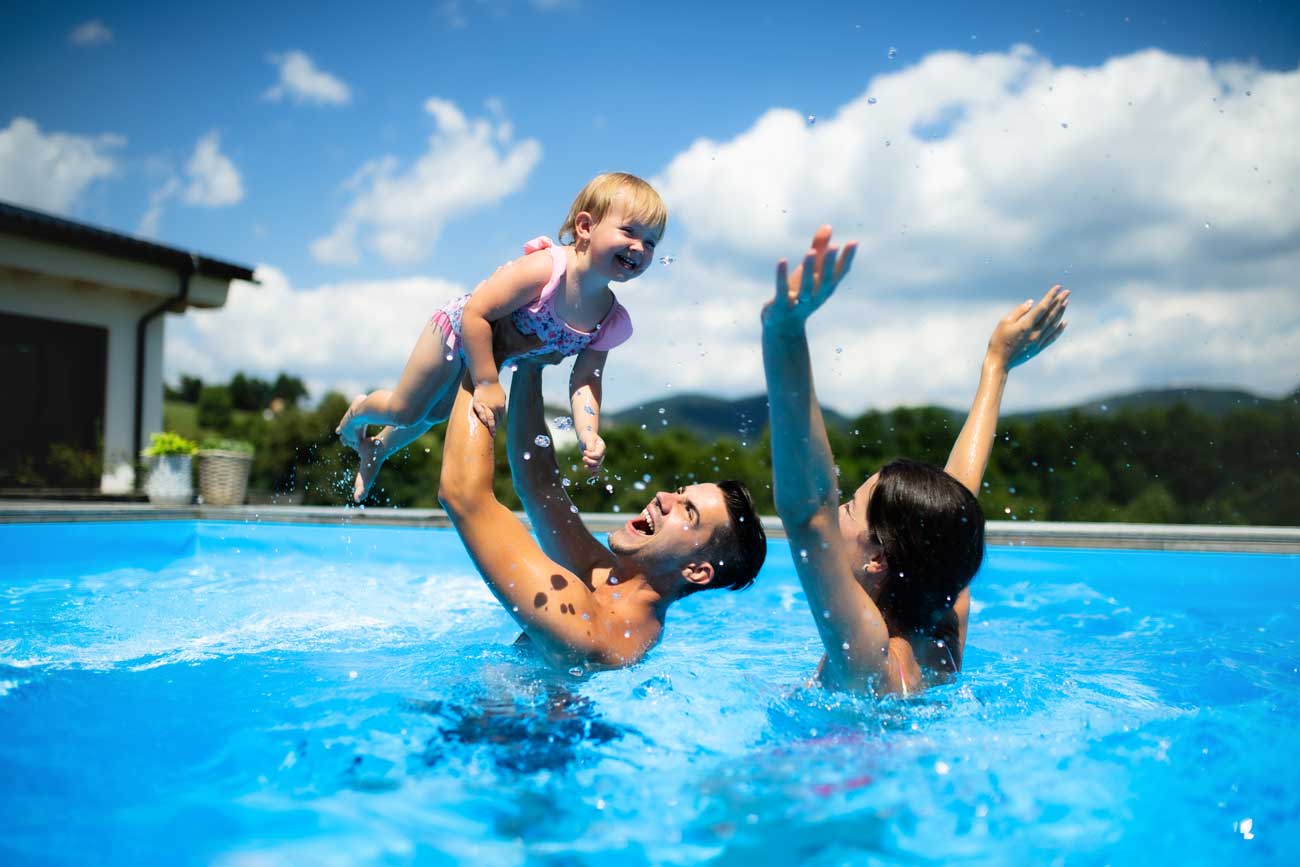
(431, 236), (633, 363)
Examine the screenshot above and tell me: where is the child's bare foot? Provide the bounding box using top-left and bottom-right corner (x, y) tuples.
(353, 435), (385, 502)
(336, 394), (367, 450)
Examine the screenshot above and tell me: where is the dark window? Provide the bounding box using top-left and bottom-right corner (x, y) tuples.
(0, 312), (107, 488)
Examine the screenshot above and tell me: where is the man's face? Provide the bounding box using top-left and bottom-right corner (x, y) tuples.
(607, 483), (731, 579)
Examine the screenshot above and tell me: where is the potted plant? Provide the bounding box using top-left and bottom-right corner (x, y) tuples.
(141, 432), (198, 505)
(197, 437), (255, 506)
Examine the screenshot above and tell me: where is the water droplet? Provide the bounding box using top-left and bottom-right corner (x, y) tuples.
(633, 481), (646, 491)
(1060, 122), (1069, 129)
(835, 346), (843, 354)
(562, 477), (572, 487)
(799, 548), (808, 560)
(534, 434), (551, 448)
(658, 255), (675, 265)
(884, 140), (891, 147)
(935, 761), (950, 775)
(608, 576), (619, 585)
(867, 96), (877, 105)
(570, 504), (579, 513)
(623, 631), (631, 639)
(841, 641), (850, 651)
(522, 451), (532, 460)
(605, 484), (614, 493)
(552, 416), (573, 431)
(584, 404), (596, 415)
(642, 473), (651, 482)
(807, 114), (817, 125)
(887, 46), (897, 60)
(568, 666), (584, 678)
(1203, 221), (1212, 230)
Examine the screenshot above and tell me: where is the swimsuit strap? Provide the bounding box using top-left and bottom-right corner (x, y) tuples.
(520, 236), (567, 314)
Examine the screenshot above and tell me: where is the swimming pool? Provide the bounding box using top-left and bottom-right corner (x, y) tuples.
(2, 520), (1296, 865)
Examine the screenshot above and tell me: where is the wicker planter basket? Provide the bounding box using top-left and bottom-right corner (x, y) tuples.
(197, 450), (254, 506)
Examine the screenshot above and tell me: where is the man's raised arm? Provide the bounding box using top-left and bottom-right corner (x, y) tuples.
(506, 361), (613, 578)
(437, 376), (604, 667)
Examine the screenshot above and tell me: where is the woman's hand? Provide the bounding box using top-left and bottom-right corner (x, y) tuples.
(762, 225), (858, 329)
(987, 284), (1069, 371)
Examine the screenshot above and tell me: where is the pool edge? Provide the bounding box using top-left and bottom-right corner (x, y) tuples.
(1, 501), (1298, 553)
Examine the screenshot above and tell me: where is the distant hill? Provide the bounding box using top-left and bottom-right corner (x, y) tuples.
(603, 385), (1296, 441)
(606, 393), (850, 441)
(1007, 386), (1296, 422)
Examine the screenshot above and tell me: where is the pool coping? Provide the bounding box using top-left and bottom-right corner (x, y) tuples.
(1, 501), (1298, 553)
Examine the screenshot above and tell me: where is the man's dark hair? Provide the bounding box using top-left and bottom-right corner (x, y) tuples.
(691, 479), (767, 594)
(867, 458), (985, 636)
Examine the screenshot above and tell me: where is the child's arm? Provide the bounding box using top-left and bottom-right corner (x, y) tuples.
(569, 348), (608, 474)
(460, 251), (556, 436)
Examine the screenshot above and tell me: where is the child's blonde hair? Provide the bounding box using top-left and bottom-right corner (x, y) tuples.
(558, 172), (668, 245)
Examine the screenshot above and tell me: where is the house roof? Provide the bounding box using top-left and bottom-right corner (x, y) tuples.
(0, 200), (256, 282)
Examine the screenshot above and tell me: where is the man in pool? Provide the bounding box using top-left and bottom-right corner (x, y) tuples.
(436, 356), (767, 672)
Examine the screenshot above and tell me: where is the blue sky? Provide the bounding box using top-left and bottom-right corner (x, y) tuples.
(3, 0), (1298, 412)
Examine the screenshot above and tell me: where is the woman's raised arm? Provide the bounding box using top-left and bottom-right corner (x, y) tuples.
(763, 226), (897, 693)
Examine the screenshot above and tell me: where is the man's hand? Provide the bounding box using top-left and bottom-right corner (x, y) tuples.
(987, 285), (1069, 372)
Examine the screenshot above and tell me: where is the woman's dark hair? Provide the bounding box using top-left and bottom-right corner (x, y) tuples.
(867, 458), (985, 637)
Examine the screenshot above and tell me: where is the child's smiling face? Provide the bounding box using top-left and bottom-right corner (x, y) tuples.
(582, 199), (662, 282)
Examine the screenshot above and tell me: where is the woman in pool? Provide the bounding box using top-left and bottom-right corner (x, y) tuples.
(763, 226), (1068, 697)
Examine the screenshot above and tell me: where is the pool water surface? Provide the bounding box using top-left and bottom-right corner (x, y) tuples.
(1, 520), (1296, 865)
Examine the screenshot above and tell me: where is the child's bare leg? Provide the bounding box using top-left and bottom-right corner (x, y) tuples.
(335, 323), (459, 448)
(352, 382), (460, 502)
(351, 367), (461, 503)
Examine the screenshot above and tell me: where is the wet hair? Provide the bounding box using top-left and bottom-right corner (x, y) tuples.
(866, 458), (985, 637)
(558, 172), (668, 245)
(688, 480), (767, 595)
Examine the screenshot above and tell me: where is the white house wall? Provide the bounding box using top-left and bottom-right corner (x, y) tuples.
(0, 269), (169, 493)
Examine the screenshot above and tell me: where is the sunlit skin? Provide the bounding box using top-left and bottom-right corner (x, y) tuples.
(334, 181), (664, 502)
(763, 224), (1069, 697)
(436, 346), (738, 672)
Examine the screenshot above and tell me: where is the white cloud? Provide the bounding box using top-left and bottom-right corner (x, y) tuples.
(69, 20), (113, 47)
(182, 132), (244, 207)
(137, 177), (180, 237)
(165, 266), (469, 402)
(311, 97), (541, 265)
(0, 117), (122, 214)
(263, 51), (351, 106)
(641, 46), (1300, 411)
(166, 48), (1300, 416)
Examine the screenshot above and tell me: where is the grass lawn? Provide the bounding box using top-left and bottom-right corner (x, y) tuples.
(163, 401), (259, 441)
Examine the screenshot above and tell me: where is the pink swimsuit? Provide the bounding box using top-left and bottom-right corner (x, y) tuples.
(431, 237), (633, 362)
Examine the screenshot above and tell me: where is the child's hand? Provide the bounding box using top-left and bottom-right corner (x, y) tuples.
(579, 431), (606, 474)
(472, 382), (507, 436)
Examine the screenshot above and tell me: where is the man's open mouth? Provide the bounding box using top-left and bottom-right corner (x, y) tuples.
(628, 507), (657, 536)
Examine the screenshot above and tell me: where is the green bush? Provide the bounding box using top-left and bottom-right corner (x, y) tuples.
(143, 432), (198, 456)
(197, 386), (234, 431)
(200, 436), (255, 455)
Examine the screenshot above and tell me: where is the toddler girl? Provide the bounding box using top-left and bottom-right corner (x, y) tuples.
(336, 172), (665, 502)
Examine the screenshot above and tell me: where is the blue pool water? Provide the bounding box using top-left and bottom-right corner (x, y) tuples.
(1, 520), (1297, 865)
